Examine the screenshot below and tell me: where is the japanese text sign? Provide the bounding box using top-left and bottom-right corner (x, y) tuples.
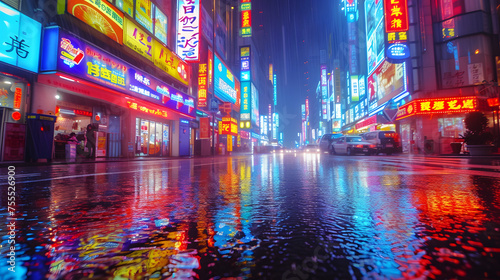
(384, 0), (409, 33)
(0, 1), (41, 73)
(124, 18), (153, 62)
(240, 0), (251, 37)
(198, 63), (208, 107)
(56, 31), (195, 117)
(214, 53), (237, 103)
(176, 0), (200, 61)
(152, 40), (190, 85)
(396, 96), (478, 120)
(219, 117), (238, 136)
(240, 81), (251, 121)
(67, 0), (124, 44)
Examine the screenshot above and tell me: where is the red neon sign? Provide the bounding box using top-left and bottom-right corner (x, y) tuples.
(396, 96), (478, 120)
(127, 101), (169, 118)
(384, 0), (409, 33)
(241, 10), (251, 28)
(198, 63), (207, 107)
(13, 88), (22, 109)
(73, 109), (92, 116)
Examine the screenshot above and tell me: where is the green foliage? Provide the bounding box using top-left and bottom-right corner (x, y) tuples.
(461, 112), (493, 145)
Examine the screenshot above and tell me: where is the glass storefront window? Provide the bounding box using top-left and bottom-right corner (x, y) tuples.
(437, 0), (488, 21)
(149, 121), (157, 155)
(162, 124), (169, 156)
(437, 35), (493, 89)
(136, 117), (170, 157)
(141, 120), (149, 155)
(155, 122), (162, 156)
(438, 117), (465, 138)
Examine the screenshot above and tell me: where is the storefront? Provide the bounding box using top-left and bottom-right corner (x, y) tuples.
(0, 2), (42, 162)
(35, 27), (196, 159)
(395, 96), (482, 154)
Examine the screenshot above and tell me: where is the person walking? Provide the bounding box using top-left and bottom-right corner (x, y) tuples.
(86, 124), (97, 158)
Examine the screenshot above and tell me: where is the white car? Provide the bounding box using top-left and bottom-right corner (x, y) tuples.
(332, 136), (376, 156)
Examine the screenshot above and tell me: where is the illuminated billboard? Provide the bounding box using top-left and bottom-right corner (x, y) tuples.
(365, 0), (385, 75)
(240, 46), (251, 82)
(384, 0), (409, 33)
(124, 18), (153, 61)
(251, 83), (259, 128)
(54, 30), (196, 117)
(0, 1), (41, 73)
(368, 60), (407, 108)
(135, 0), (153, 33)
(395, 96), (478, 120)
(240, 81), (251, 121)
(214, 53), (237, 103)
(176, 0), (200, 61)
(240, 0), (252, 37)
(67, 0), (123, 44)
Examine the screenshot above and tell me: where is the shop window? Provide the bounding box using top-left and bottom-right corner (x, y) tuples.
(140, 119), (149, 155)
(438, 117), (465, 138)
(162, 124), (169, 156)
(437, 34), (494, 89)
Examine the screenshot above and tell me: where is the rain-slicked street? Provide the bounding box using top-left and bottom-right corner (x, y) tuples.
(2, 154), (500, 279)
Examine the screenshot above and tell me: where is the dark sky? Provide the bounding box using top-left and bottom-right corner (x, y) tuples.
(255, 0), (347, 147)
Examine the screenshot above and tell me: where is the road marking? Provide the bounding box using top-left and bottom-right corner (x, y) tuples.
(0, 173), (41, 179)
(3, 160), (236, 185)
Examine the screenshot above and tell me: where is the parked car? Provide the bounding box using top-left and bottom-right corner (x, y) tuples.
(331, 136), (376, 156)
(319, 133), (343, 154)
(360, 131), (401, 155)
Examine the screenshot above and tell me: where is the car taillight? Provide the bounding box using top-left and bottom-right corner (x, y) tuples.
(369, 145), (376, 148)
(356, 144), (363, 148)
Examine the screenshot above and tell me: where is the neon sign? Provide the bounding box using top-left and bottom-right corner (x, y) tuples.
(219, 117), (238, 136)
(240, 0), (252, 37)
(384, 0), (409, 33)
(176, 0), (200, 61)
(198, 64), (208, 107)
(396, 96), (478, 120)
(127, 101), (169, 118)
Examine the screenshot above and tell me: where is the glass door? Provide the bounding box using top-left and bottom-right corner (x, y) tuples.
(162, 123), (169, 156)
(155, 122), (162, 156)
(149, 121), (156, 155)
(140, 120), (149, 156)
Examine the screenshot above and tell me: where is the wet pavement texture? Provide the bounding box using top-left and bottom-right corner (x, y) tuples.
(1, 154), (500, 279)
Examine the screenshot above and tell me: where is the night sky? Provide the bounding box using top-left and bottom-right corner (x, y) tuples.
(254, 0), (347, 148)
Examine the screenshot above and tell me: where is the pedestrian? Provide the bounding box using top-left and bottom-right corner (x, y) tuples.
(86, 124), (96, 158)
(67, 133), (78, 145)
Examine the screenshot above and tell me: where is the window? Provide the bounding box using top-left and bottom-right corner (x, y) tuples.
(437, 35), (494, 89)
(438, 117), (465, 138)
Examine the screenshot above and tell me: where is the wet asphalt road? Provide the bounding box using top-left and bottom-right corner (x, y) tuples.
(1, 153), (500, 280)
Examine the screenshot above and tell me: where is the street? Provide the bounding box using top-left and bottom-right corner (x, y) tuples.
(2, 154), (500, 279)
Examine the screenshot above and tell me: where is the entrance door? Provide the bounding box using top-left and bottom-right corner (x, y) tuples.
(108, 116), (120, 157)
(179, 123), (190, 156)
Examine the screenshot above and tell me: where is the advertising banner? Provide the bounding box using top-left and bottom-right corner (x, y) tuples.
(3, 123), (26, 161)
(135, 0), (153, 33)
(365, 0), (385, 75)
(152, 40), (189, 86)
(153, 7), (168, 45)
(176, 0), (200, 61)
(199, 117), (210, 139)
(0, 1), (41, 73)
(214, 53), (237, 103)
(124, 18), (153, 61)
(219, 117), (238, 136)
(251, 83), (259, 128)
(201, 6), (214, 45)
(240, 81), (251, 121)
(198, 63), (208, 107)
(0, 83), (24, 109)
(57, 31), (195, 117)
(368, 60), (406, 107)
(67, 0), (124, 44)
(240, 46), (251, 82)
(384, 0), (409, 33)
(396, 96), (478, 120)
(351, 75), (359, 102)
(240, 0), (252, 37)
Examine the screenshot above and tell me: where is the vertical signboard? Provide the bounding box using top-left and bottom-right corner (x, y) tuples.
(200, 117), (210, 138)
(351, 75), (359, 102)
(365, 0), (385, 74)
(273, 74), (277, 106)
(321, 65), (327, 120)
(177, 0), (200, 61)
(384, 0), (410, 60)
(198, 63), (208, 107)
(240, 0), (252, 37)
(214, 53), (237, 103)
(240, 81), (251, 128)
(251, 83), (259, 128)
(0, 1), (42, 73)
(240, 46), (251, 81)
